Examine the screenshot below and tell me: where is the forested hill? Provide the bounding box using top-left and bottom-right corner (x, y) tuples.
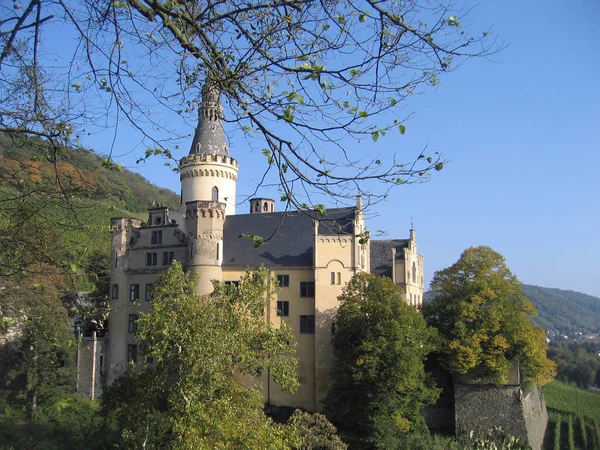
(521, 284), (600, 335)
(425, 285), (600, 335)
(0, 133), (180, 213)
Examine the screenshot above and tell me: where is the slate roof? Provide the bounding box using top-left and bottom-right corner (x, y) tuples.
(223, 208), (356, 268)
(369, 239), (410, 278)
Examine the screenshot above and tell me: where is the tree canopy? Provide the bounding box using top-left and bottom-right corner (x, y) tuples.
(422, 246), (556, 386)
(325, 273), (439, 449)
(102, 262), (301, 449)
(0, 0), (499, 209)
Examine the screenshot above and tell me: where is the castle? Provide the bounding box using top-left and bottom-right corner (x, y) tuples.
(82, 83), (424, 411)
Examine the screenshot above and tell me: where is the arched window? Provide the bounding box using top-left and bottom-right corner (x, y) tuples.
(412, 261), (417, 283)
(212, 186), (218, 202)
(263, 202), (268, 212)
(254, 202), (259, 212)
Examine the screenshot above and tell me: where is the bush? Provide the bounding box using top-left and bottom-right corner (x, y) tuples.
(287, 410), (348, 450)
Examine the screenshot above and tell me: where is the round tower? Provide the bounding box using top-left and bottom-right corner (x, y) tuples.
(180, 83), (238, 216)
(185, 200), (226, 295)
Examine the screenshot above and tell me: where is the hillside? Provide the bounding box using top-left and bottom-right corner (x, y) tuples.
(424, 285), (600, 335)
(521, 284), (600, 335)
(0, 133), (179, 213)
(0, 133), (180, 289)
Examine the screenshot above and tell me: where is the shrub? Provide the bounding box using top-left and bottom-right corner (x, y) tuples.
(554, 415), (561, 450)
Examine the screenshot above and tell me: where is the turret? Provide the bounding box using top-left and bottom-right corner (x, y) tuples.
(249, 197), (275, 214)
(185, 200), (226, 295)
(179, 83), (238, 216)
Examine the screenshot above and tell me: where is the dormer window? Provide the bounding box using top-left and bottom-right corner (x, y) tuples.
(212, 186), (219, 202)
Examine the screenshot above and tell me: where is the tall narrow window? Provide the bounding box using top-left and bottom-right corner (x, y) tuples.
(212, 186), (219, 202)
(151, 230), (162, 245)
(277, 274), (289, 288)
(129, 284), (139, 302)
(162, 251), (174, 265)
(300, 315), (315, 334)
(300, 281), (315, 298)
(337, 272), (342, 285)
(128, 314), (138, 333)
(330, 272), (336, 285)
(263, 202), (268, 212)
(412, 261), (417, 283)
(145, 283), (153, 302)
(146, 252), (158, 266)
(276, 301), (289, 317)
(127, 345), (138, 363)
(111, 284), (119, 299)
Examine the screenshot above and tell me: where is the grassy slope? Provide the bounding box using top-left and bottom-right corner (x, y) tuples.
(544, 380), (600, 420)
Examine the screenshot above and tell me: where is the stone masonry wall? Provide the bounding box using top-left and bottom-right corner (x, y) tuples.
(454, 383), (547, 450)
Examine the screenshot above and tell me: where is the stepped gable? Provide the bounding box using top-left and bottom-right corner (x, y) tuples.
(370, 239), (410, 278)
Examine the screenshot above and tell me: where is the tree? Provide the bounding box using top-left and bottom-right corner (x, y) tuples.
(422, 246), (556, 386)
(0, 0), (499, 210)
(0, 264), (75, 419)
(325, 273), (439, 450)
(102, 262), (299, 449)
(287, 410), (348, 450)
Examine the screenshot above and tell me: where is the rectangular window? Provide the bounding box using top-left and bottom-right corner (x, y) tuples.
(276, 300), (289, 317)
(146, 252), (158, 266)
(128, 314), (138, 333)
(111, 284), (118, 299)
(300, 281), (315, 298)
(151, 230), (162, 245)
(277, 274), (289, 288)
(162, 251), (175, 265)
(127, 344), (138, 363)
(114, 251), (117, 267)
(337, 272), (341, 285)
(300, 315), (315, 334)
(145, 283), (153, 302)
(330, 272), (336, 285)
(129, 284), (139, 302)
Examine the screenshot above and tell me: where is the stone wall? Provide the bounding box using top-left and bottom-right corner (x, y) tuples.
(454, 383), (547, 450)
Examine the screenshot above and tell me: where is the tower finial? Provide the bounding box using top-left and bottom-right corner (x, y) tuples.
(410, 217), (414, 230)
(188, 79), (228, 156)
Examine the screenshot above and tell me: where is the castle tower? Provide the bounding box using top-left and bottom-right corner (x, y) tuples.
(185, 200), (226, 295)
(179, 83), (239, 217)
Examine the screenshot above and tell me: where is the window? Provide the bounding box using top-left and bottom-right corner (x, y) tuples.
(412, 261), (417, 283)
(114, 251), (117, 267)
(129, 284), (139, 302)
(330, 272), (341, 285)
(300, 281), (315, 298)
(300, 315), (315, 334)
(276, 301), (289, 317)
(337, 272), (341, 285)
(263, 202), (268, 212)
(151, 230), (162, 244)
(212, 186), (219, 202)
(410, 293), (413, 305)
(111, 284), (119, 299)
(128, 314), (138, 333)
(127, 344), (138, 363)
(254, 202), (259, 212)
(146, 252), (158, 266)
(330, 272), (335, 285)
(277, 274), (289, 288)
(145, 283), (153, 302)
(162, 251), (175, 265)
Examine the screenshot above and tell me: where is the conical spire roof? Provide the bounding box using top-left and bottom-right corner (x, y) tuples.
(188, 82), (229, 156)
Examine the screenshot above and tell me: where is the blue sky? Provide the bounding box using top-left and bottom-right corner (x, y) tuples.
(78, 0), (600, 296)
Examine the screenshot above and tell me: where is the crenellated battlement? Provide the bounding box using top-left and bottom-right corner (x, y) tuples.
(180, 154), (238, 169)
(185, 201), (226, 220)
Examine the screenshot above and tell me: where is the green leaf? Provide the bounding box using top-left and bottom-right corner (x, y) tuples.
(296, 55), (310, 61)
(313, 204), (326, 216)
(398, 124), (406, 134)
(434, 162), (444, 171)
(372, 131), (379, 142)
(359, 14), (367, 23)
(358, 110), (368, 119)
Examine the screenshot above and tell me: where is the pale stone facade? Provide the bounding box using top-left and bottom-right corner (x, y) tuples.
(81, 84), (425, 410)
